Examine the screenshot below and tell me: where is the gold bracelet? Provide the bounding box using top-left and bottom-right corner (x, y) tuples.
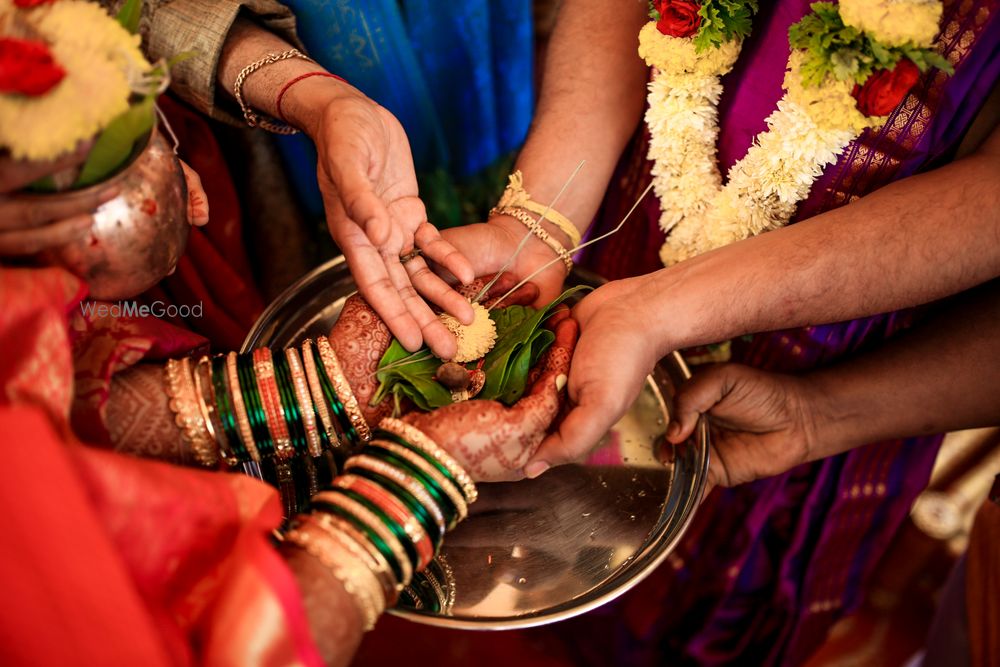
(193, 356), (237, 467)
(313, 492), (412, 593)
(225, 352), (261, 463)
(492, 205), (573, 274)
(285, 521), (382, 630)
(496, 170), (581, 247)
(301, 339), (343, 450)
(306, 511), (399, 607)
(233, 49), (311, 135)
(316, 336), (371, 443)
(285, 347), (323, 458)
(165, 358), (219, 467)
(369, 439), (468, 525)
(379, 418), (478, 504)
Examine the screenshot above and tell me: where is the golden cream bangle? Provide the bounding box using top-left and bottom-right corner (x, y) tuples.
(495, 169), (581, 246)
(316, 336), (371, 442)
(379, 418), (478, 504)
(285, 522), (382, 630)
(492, 205), (573, 274)
(165, 358), (219, 467)
(369, 439), (468, 525)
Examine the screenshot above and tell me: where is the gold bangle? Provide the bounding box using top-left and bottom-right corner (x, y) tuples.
(379, 418), (478, 504)
(316, 336), (371, 443)
(301, 339), (343, 450)
(233, 49), (310, 135)
(344, 454), (447, 546)
(193, 356), (237, 467)
(304, 517), (386, 619)
(313, 491), (412, 592)
(165, 358), (219, 467)
(369, 439), (468, 525)
(225, 352), (261, 463)
(285, 347), (323, 457)
(496, 170), (582, 247)
(492, 205), (573, 274)
(285, 521), (382, 630)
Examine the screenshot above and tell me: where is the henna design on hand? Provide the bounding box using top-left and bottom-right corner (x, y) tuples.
(107, 364), (191, 464)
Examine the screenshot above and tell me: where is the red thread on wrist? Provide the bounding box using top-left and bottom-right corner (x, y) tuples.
(275, 71), (347, 123)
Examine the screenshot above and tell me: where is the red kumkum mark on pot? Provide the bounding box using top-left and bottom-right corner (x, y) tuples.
(140, 198), (157, 216)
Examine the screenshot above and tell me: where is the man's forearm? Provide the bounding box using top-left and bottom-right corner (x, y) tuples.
(645, 126), (1000, 357)
(803, 280), (1000, 458)
(511, 0), (648, 235)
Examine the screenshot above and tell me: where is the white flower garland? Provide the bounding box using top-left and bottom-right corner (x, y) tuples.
(641, 0), (945, 266)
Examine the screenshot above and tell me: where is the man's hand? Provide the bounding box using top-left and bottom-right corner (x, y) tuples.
(285, 78), (475, 360)
(525, 276), (659, 478)
(666, 364), (817, 489)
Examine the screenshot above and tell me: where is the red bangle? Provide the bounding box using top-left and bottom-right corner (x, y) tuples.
(275, 71), (348, 123)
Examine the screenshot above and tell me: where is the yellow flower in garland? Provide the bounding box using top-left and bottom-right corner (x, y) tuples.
(0, 0), (150, 160)
(638, 22), (741, 76)
(783, 51), (878, 134)
(438, 302), (497, 363)
(839, 0), (942, 48)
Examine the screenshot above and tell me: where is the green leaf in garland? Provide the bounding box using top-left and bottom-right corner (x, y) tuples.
(789, 1), (953, 87)
(115, 0), (142, 34)
(693, 0), (758, 53)
(75, 95), (156, 187)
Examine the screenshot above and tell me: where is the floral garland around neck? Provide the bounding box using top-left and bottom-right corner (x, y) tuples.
(641, 0), (953, 267)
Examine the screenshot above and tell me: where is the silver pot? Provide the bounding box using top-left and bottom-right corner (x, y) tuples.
(34, 127), (189, 300)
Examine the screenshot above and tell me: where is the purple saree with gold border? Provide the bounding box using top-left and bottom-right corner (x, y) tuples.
(571, 1), (1000, 665)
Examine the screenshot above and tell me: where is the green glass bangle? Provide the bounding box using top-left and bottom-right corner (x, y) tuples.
(350, 467), (442, 549)
(310, 344), (359, 446)
(273, 353), (309, 457)
(237, 355), (274, 458)
(371, 429), (466, 503)
(365, 444), (457, 529)
(314, 488), (413, 581)
(310, 500), (403, 584)
(212, 355), (247, 461)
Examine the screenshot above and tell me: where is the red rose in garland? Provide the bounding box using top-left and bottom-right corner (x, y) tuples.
(852, 59), (920, 117)
(0, 37), (66, 96)
(655, 0), (703, 38)
(13, 0), (58, 7)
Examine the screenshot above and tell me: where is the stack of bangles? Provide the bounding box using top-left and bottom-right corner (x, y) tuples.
(490, 169), (581, 275)
(284, 417), (477, 629)
(164, 337), (373, 518)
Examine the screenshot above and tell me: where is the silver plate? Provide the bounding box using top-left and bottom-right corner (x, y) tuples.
(243, 258), (709, 629)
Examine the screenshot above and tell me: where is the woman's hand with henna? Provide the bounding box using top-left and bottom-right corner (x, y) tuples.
(328, 274), (541, 427)
(403, 309), (579, 482)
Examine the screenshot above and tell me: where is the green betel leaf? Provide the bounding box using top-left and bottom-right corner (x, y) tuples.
(75, 96), (156, 187)
(373, 285), (590, 412)
(116, 0), (142, 34)
(478, 285), (589, 404)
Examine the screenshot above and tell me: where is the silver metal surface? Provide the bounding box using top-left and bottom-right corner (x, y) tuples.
(243, 258), (709, 629)
(31, 128), (189, 300)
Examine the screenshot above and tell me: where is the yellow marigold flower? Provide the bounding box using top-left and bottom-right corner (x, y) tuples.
(0, 0), (151, 160)
(438, 302), (497, 363)
(839, 0), (942, 48)
(784, 51), (881, 134)
(638, 22), (741, 76)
